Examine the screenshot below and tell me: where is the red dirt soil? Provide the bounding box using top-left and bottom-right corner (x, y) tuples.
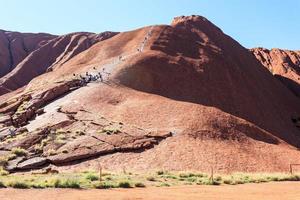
(1, 182), (300, 200)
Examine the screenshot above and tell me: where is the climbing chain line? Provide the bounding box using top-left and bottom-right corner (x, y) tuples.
(57, 26), (154, 85)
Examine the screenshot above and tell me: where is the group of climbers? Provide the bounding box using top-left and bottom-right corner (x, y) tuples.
(73, 67), (111, 86)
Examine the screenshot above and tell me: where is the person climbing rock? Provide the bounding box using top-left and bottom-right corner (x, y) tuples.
(98, 72), (103, 82)
(9, 128), (16, 137)
(79, 75), (87, 85)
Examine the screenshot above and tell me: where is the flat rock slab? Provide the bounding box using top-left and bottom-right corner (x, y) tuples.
(6, 156), (25, 171)
(1, 128), (49, 150)
(17, 157), (48, 170)
(47, 131), (172, 165)
(0, 128), (11, 140)
(48, 136), (115, 165)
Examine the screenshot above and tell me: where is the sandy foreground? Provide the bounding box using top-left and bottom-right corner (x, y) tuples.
(0, 182), (300, 200)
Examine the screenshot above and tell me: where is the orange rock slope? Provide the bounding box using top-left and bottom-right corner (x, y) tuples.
(251, 47), (300, 97)
(0, 15), (300, 173)
(0, 30), (117, 95)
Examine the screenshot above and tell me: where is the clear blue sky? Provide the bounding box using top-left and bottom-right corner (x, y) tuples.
(1, 0), (299, 49)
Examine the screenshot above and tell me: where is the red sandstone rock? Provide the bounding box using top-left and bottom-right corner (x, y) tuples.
(1, 15), (300, 173)
(251, 48), (300, 97)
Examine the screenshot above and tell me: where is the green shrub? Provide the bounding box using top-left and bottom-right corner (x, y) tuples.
(179, 173), (195, 178)
(0, 156), (8, 166)
(85, 173), (99, 181)
(53, 179), (80, 188)
(159, 183), (170, 187)
(101, 127), (121, 135)
(198, 179), (220, 185)
(93, 182), (116, 189)
(0, 181), (6, 188)
(56, 134), (66, 140)
(195, 173), (207, 178)
(291, 175), (300, 181)
(0, 167), (9, 176)
(118, 181), (132, 188)
(164, 175), (178, 179)
(31, 183), (46, 188)
(8, 181), (30, 189)
(186, 177), (197, 182)
(11, 147), (27, 156)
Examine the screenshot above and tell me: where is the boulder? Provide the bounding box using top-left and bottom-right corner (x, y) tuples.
(17, 157), (48, 170)
(5, 156), (25, 171)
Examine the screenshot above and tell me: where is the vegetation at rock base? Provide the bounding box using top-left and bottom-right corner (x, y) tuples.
(0, 171), (299, 189)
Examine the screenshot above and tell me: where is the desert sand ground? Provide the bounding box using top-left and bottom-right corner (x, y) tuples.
(1, 182), (300, 200)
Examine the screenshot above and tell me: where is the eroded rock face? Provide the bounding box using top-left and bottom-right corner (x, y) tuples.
(0, 30), (56, 78)
(11, 79), (82, 126)
(0, 31), (118, 95)
(0, 127), (50, 150)
(251, 48), (300, 97)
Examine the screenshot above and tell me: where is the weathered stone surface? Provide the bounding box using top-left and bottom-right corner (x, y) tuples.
(0, 127), (15, 141)
(0, 30), (55, 78)
(17, 157), (48, 170)
(5, 156), (25, 171)
(48, 136), (115, 164)
(11, 80), (82, 126)
(47, 131), (172, 165)
(0, 127), (50, 150)
(251, 48), (300, 97)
